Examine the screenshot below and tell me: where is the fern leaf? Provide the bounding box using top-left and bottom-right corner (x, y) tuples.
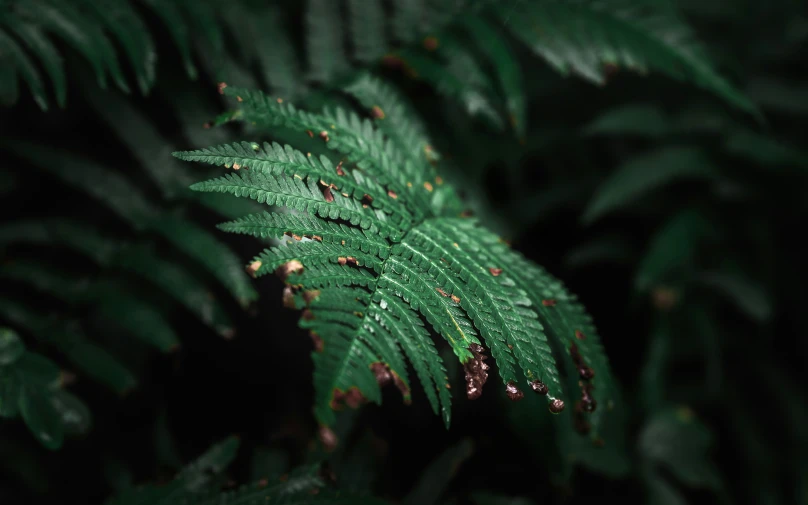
(0, 29), (47, 109)
(190, 170), (404, 241)
(44, 0), (129, 91)
(176, 141), (411, 224)
(140, 0), (196, 79)
(635, 209), (711, 291)
(402, 438), (474, 505)
(461, 16), (527, 137)
(0, 218), (118, 265)
(148, 216), (258, 307)
(219, 211), (391, 258)
(393, 0), (425, 43)
(348, 0), (387, 64)
(499, 0), (758, 115)
(582, 147), (717, 224)
(180, 87), (613, 434)
(0, 299), (136, 394)
(114, 245), (234, 337)
(372, 289), (451, 425)
(2, 140), (156, 227)
(4, 20), (66, 107)
(83, 87), (193, 198)
(78, 0), (156, 94)
(584, 103), (669, 137)
(306, 0), (349, 83)
(91, 292), (181, 353)
(395, 48), (505, 130)
(18, 384), (64, 450)
(252, 8), (302, 99)
(220, 87), (434, 219)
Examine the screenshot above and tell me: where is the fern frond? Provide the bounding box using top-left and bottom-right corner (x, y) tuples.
(114, 245), (234, 337)
(499, 0), (758, 115)
(2, 18), (65, 107)
(221, 87), (437, 219)
(584, 103), (669, 137)
(0, 299), (136, 394)
(176, 141), (411, 224)
(2, 140), (156, 228)
(0, 218), (116, 264)
(0, 28), (47, 109)
(582, 147), (717, 224)
(148, 217), (258, 308)
(460, 16), (527, 137)
(189, 168), (404, 241)
(348, 0), (387, 64)
(306, 0), (349, 83)
(219, 211), (391, 258)
(179, 91), (615, 436)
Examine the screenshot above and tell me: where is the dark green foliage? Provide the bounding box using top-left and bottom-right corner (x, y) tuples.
(1, 1), (806, 505)
(177, 79), (616, 439)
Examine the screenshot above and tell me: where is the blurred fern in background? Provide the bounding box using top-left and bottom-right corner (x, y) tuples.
(1, 0), (806, 504)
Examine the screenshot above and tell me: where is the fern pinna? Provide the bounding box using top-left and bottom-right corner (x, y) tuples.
(176, 74), (615, 444)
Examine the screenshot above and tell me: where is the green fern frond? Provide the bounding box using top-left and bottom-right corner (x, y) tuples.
(0, 297), (136, 395)
(460, 16), (527, 137)
(582, 147), (717, 224)
(498, 0), (758, 116)
(584, 103), (669, 138)
(148, 217), (258, 308)
(0, 28), (47, 109)
(0, 327), (89, 450)
(114, 245), (234, 337)
(306, 0), (349, 83)
(178, 90), (616, 438)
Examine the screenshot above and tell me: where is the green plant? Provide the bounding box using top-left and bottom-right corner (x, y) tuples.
(1, 1), (806, 505)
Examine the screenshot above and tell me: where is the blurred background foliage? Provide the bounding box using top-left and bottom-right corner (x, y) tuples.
(0, 0), (806, 504)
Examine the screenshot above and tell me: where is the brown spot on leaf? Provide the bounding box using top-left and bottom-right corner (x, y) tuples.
(436, 287), (450, 297)
(505, 381), (524, 401)
(549, 399), (566, 413)
(282, 286), (297, 308)
(382, 54), (403, 68)
(387, 189), (398, 199)
(310, 331), (324, 352)
(371, 106), (385, 119)
(423, 36), (439, 51)
(579, 366), (595, 380)
(652, 287), (678, 311)
(335, 161), (345, 176)
(424, 181), (433, 192)
(530, 380), (549, 395)
(236, 96), (243, 102)
(338, 256), (358, 267)
(322, 186), (334, 202)
(460, 210), (473, 218)
(575, 330), (586, 341)
(203, 122), (211, 129)
(542, 299), (557, 307)
(217, 82), (227, 94)
(361, 194), (373, 207)
(302, 290), (321, 304)
(311, 235), (323, 242)
(246, 260), (262, 278)
(318, 425), (337, 452)
(275, 260), (304, 281)
(489, 267), (503, 276)
(371, 362), (392, 387)
(301, 309), (314, 321)
(464, 343), (489, 400)
(319, 130), (330, 142)
(276, 98), (283, 104)
(435, 176), (443, 185)
(291, 233), (302, 241)
(450, 294), (461, 304)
